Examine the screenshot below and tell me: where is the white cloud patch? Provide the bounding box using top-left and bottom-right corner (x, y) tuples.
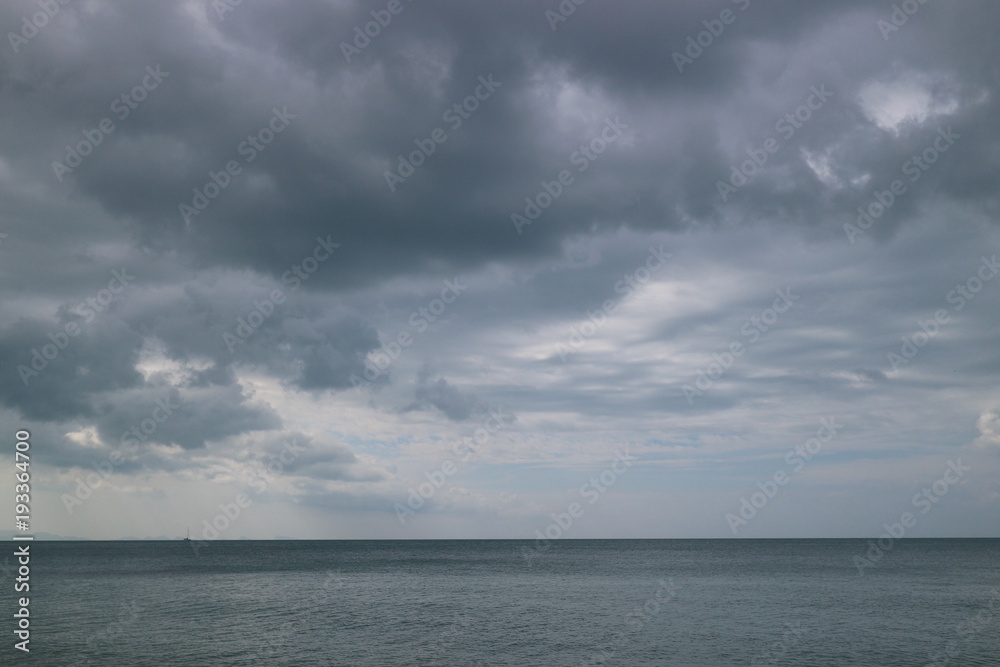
(973, 411), (1000, 451)
(857, 70), (959, 135)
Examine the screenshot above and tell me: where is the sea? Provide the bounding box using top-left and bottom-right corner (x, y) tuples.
(8, 539), (999, 666)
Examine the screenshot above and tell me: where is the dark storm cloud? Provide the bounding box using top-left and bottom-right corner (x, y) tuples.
(90, 382), (282, 451)
(108, 272), (383, 392)
(2, 0), (1000, 538)
(3, 0), (997, 292)
(0, 267), (379, 420)
(241, 431), (385, 483)
(0, 315), (144, 421)
(405, 368), (487, 421)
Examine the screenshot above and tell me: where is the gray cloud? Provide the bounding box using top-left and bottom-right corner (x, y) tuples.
(1, 0), (998, 538)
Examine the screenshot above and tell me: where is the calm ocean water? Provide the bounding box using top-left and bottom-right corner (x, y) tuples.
(8, 539), (999, 666)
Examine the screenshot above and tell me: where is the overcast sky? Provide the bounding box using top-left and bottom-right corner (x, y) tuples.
(2, 0), (998, 540)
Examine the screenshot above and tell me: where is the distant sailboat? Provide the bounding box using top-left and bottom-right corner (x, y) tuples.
(183, 527), (191, 542)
